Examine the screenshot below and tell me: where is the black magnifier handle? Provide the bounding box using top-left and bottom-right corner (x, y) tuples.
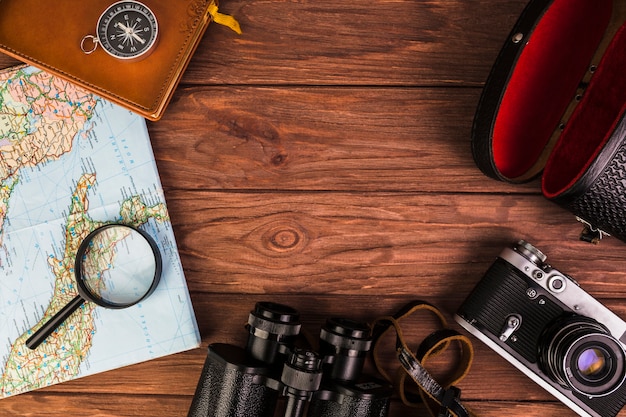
(26, 295), (85, 350)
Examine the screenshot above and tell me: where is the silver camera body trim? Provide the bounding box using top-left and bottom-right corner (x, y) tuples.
(455, 315), (596, 417)
(455, 242), (626, 417)
(500, 244), (626, 343)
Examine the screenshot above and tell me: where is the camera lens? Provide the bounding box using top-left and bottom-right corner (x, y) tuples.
(577, 347), (610, 380)
(319, 317), (372, 382)
(247, 302), (302, 364)
(538, 315), (626, 397)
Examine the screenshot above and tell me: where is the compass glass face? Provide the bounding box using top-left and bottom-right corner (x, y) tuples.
(97, 1), (158, 59)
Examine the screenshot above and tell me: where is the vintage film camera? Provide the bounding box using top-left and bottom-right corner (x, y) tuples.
(187, 301), (393, 417)
(455, 241), (626, 417)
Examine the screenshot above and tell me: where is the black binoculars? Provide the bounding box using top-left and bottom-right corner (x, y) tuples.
(187, 301), (393, 417)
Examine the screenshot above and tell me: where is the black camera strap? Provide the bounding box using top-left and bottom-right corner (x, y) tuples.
(371, 301), (479, 417)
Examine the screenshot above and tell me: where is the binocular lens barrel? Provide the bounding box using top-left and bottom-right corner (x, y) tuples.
(247, 301), (302, 364)
(282, 349), (323, 417)
(320, 317), (373, 382)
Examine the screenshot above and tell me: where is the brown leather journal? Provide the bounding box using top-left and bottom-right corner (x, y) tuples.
(0, 0), (239, 120)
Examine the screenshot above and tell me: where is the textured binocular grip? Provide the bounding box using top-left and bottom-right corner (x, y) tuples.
(187, 344), (279, 417)
(187, 353), (215, 417)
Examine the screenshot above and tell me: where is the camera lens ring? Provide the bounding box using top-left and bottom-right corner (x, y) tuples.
(564, 334), (625, 396)
(571, 343), (614, 383)
(539, 315), (626, 397)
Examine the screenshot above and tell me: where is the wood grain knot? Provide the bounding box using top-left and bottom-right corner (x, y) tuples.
(225, 116), (280, 144)
(271, 229), (299, 249)
(262, 222), (308, 254)
(271, 153), (287, 166)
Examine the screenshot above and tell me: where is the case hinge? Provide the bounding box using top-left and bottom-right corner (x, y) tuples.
(576, 217), (610, 244)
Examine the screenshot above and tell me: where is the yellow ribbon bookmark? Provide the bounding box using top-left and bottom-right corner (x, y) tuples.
(207, 3), (242, 34)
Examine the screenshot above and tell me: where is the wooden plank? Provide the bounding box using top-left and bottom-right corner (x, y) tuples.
(0, 393), (191, 416)
(0, 393), (580, 417)
(164, 191), (626, 298)
(466, 402), (578, 417)
(185, 0), (530, 86)
(149, 86), (539, 194)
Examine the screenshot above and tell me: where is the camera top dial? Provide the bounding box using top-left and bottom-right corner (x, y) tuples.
(515, 240), (547, 266)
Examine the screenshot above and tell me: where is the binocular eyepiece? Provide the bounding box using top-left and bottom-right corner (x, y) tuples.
(247, 301), (302, 364)
(187, 302), (392, 417)
(319, 317), (372, 383)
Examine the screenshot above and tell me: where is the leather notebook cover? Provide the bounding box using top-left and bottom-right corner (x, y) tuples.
(0, 0), (220, 120)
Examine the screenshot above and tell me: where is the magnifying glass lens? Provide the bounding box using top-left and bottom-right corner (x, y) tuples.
(79, 225), (159, 306)
(26, 224), (161, 350)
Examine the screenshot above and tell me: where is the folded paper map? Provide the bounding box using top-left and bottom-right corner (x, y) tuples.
(0, 65), (200, 397)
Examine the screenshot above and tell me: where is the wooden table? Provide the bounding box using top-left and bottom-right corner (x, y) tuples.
(3, 1), (626, 416)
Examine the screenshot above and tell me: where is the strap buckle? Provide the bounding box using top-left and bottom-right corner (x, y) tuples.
(438, 386), (462, 417)
(371, 301), (478, 417)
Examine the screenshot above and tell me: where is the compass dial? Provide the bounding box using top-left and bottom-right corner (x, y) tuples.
(97, 1), (158, 60)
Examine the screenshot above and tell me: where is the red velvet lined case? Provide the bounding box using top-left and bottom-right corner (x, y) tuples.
(472, 0), (626, 243)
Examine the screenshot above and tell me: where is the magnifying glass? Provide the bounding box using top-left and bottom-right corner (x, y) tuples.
(26, 224), (162, 350)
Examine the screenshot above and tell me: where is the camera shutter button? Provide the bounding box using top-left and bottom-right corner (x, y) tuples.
(547, 275), (566, 293)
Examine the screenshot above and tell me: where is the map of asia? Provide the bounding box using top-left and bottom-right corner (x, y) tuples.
(0, 66), (200, 397)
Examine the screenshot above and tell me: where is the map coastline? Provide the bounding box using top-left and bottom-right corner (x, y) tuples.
(0, 65), (199, 398)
